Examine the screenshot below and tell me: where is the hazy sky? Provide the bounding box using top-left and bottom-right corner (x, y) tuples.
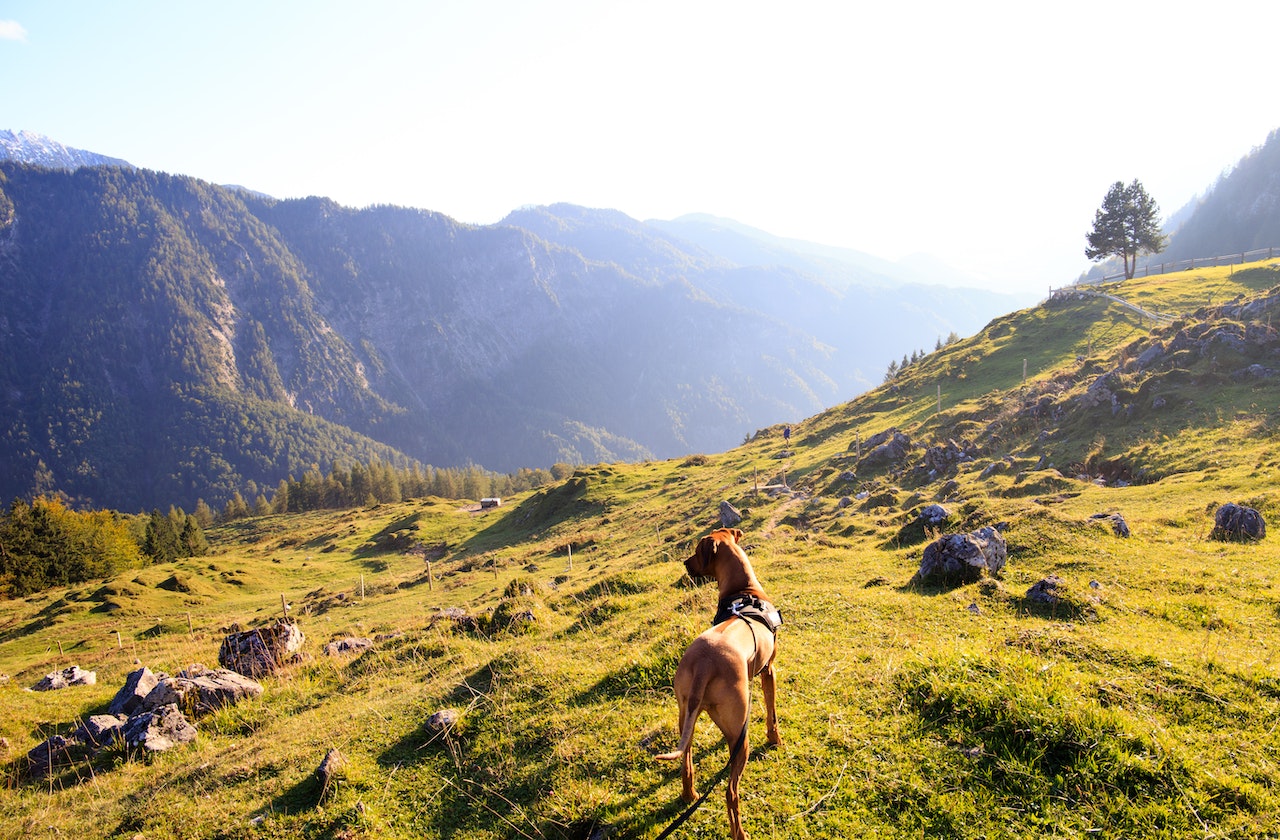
(3, 1), (1277, 296)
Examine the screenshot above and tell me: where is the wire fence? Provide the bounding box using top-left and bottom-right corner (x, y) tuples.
(1091, 247), (1280, 283)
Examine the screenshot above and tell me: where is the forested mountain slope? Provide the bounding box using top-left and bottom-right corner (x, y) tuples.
(0, 164), (1006, 511)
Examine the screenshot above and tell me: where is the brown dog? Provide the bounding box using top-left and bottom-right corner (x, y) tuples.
(657, 528), (781, 840)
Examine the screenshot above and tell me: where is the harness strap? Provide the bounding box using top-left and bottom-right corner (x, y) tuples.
(713, 595), (784, 636)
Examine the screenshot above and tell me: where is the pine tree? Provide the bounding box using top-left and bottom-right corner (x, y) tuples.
(144, 509), (181, 562)
(1085, 179), (1167, 279)
(179, 514), (209, 556)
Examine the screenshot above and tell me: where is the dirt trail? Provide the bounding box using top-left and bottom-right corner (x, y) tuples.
(758, 490), (805, 538)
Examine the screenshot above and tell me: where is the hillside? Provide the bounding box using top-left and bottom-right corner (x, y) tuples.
(1083, 128), (1280, 282)
(1159, 128), (1280, 263)
(3, 260), (1279, 838)
(0, 163), (1012, 512)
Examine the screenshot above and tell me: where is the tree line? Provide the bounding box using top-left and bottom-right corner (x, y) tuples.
(0, 456), (568, 598)
(883, 333), (961, 383)
(0, 498), (208, 598)
(213, 458), (568, 522)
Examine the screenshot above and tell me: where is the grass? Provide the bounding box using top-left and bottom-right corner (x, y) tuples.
(3, 263), (1280, 838)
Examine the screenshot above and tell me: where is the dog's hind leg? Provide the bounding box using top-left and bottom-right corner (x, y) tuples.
(761, 661), (781, 746)
(656, 685), (705, 801)
(708, 694), (751, 840)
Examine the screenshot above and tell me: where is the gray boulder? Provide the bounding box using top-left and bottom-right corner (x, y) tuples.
(1210, 503), (1266, 542)
(74, 714), (128, 749)
(916, 526), (1007, 583)
(918, 504), (950, 527)
(1089, 512), (1130, 537)
(108, 667), (162, 716)
(316, 748), (347, 799)
(859, 429), (914, 469)
(719, 500), (742, 528)
(122, 703), (197, 753)
(324, 637), (374, 657)
(145, 665), (264, 715)
(32, 665), (96, 691)
(218, 621), (305, 677)
(26, 734), (87, 776)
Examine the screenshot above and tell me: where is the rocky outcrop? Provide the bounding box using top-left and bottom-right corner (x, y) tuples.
(1210, 503), (1266, 542)
(914, 526), (1008, 583)
(858, 429), (915, 470)
(27, 664), (262, 777)
(922, 439), (978, 478)
(144, 665), (265, 714)
(31, 666), (96, 691)
(108, 667), (163, 716)
(219, 621), (305, 677)
(122, 704), (197, 753)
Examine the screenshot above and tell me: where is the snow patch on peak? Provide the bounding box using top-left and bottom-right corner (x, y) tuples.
(0, 130), (133, 170)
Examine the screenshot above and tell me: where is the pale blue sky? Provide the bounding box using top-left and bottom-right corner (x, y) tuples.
(3, 0), (1277, 294)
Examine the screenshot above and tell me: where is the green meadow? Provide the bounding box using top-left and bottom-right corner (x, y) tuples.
(3, 263), (1280, 839)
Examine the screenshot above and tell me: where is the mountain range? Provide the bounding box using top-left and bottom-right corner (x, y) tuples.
(0, 140), (1016, 512)
(3, 128), (1276, 513)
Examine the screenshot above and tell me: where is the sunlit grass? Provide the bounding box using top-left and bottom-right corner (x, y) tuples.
(3, 262), (1280, 837)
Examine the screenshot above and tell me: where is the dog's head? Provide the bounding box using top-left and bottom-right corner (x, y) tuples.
(683, 528), (743, 582)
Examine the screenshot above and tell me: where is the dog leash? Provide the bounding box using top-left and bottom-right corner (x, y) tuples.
(653, 720), (749, 840)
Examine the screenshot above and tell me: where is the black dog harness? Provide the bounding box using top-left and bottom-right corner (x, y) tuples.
(713, 594), (783, 679)
(713, 594), (784, 634)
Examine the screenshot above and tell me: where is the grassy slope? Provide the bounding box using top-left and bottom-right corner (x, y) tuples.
(3, 263), (1280, 839)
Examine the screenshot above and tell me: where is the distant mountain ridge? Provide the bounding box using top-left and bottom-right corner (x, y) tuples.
(6, 126), (1278, 513)
(0, 129), (133, 170)
(0, 134), (1020, 512)
(1156, 128), (1280, 263)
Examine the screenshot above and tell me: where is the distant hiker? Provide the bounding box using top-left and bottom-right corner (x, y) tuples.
(783, 426), (791, 443)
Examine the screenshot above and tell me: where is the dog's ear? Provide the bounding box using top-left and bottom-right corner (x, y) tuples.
(698, 535), (718, 567)
(729, 528), (743, 542)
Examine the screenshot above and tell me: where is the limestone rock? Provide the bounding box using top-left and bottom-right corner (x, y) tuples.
(31, 665), (96, 691)
(218, 621), (305, 677)
(108, 667), (162, 716)
(74, 714), (128, 749)
(916, 526), (1007, 583)
(918, 504), (950, 527)
(1089, 512), (1130, 537)
(324, 637), (374, 656)
(1210, 503), (1265, 542)
(26, 734), (87, 776)
(145, 664), (264, 715)
(122, 703), (197, 753)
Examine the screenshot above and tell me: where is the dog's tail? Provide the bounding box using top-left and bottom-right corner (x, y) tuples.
(655, 672), (709, 761)
(654, 701), (700, 761)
